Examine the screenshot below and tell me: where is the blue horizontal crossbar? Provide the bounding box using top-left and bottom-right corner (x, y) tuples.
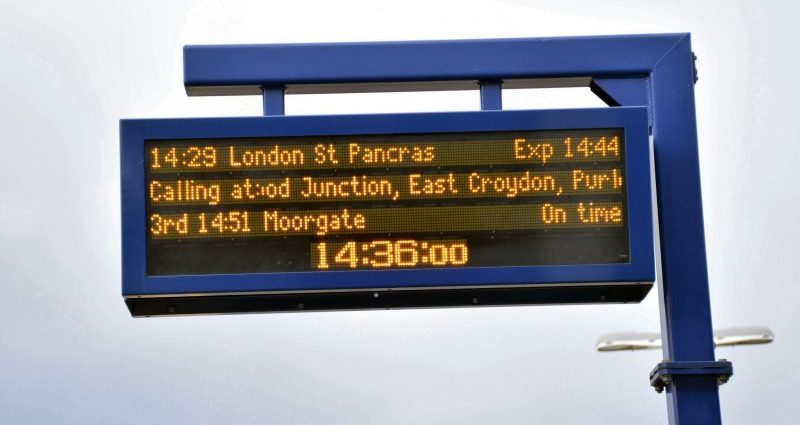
(184, 34), (686, 95)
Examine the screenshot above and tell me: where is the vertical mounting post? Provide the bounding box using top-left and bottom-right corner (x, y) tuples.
(650, 39), (723, 424)
(262, 85), (285, 116)
(479, 80), (502, 111)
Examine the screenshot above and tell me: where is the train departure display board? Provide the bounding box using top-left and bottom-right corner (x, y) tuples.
(121, 108), (655, 316)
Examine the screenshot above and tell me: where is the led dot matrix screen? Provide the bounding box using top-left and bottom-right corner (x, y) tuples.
(146, 129), (629, 275)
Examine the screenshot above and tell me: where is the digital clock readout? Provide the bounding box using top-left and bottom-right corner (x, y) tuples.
(145, 129), (629, 275)
(312, 240), (469, 270)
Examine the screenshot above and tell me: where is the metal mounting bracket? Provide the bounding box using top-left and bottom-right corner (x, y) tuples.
(650, 360), (733, 393)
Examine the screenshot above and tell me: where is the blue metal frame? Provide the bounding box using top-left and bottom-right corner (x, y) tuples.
(124, 33), (723, 424)
(121, 107), (652, 296)
(183, 35), (683, 91)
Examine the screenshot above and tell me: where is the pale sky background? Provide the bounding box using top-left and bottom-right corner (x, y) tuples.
(1, 0), (798, 423)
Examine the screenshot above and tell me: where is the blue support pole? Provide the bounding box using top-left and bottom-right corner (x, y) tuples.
(582, 42), (724, 424)
(650, 35), (722, 424)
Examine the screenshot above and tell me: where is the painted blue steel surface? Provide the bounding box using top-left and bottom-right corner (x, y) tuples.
(651, 361), (733, 379)
(479, 81), (502, 110)
(121, 107), (653, 297)
(589, 78), (653, 132)
(590, 78), (650, 108)
(646, 36), (722, 424)
(154, 33), (719, 424)
(183, 35), (685, 89)
(261, 86), (285, 116)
